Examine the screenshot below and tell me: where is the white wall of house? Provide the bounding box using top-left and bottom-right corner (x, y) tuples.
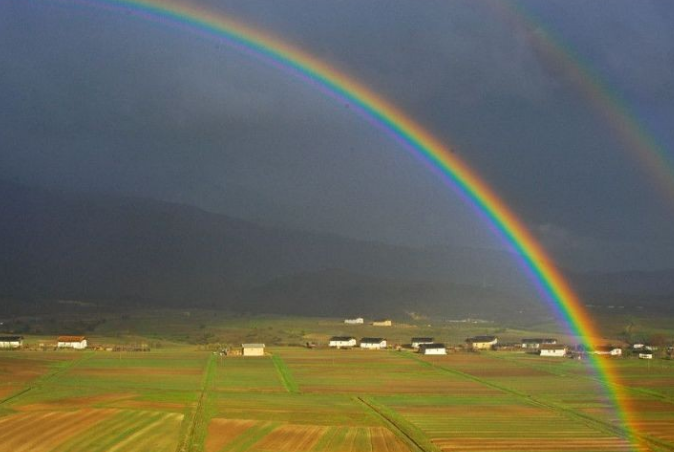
(360, 340), (387, 349)
(57, 340), (87, 349)
(344, 318), (364, 324)
(242, 345), (265, 356)
(422, 347), (446, 355)
(0, 340), (22, 349)
(329, 339), (356, 348)
(540, 348), (566, 357)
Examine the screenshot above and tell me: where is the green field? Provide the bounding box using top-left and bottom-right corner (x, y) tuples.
(1, 313), (674, 452)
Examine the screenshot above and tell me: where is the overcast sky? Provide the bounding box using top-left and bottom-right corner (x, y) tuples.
(1, 0), (673, 272)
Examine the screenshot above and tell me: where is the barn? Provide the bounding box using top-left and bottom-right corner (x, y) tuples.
(411, 337), (434, 349)
(360, 338), (387, 349)
(539, 344), (567, 357)
(57, 336), (88, 349)
(242, 343), (265, 356)
(593, 345), (622, 356)
(0, 336), (23, 349)
(329, 336), (356, 348)
(466, 336), (498, 350)
(419, 343), (447, 355)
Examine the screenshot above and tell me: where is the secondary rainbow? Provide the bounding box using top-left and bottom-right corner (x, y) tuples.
(498, 1), (674, 209)
(49, 0), (646, 449)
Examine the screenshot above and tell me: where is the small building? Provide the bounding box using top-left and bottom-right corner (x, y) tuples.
(372, 319), (392, 327)
(466, 336), (498, 350)
(329, 336), (357, 348)
(593, 345), (622, 356)
(521, 338), (557, 350)
(242, 343), (265, 356)
(638, 351), (653, 360)
(632, 343), (645, 351)
(411, 337), (434, 349)
(0, 336), (23, 349)
(344, 317), (364, 325)
(539, 344), (567, 357)
(57, 336), (88, 350)
(419, 343), (447, 355)
(360, 338), (387, 349)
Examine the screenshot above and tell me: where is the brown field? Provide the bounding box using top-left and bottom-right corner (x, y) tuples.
(206, 419), (257, 452)
(0, 408), (117, 452)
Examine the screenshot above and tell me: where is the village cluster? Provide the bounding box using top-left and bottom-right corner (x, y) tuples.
(1, 321), (671, 360)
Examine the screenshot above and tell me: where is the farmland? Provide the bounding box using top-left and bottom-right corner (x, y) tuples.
(1, 314), (674, 452)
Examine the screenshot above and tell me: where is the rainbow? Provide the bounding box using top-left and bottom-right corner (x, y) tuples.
(44, 0), (647, 449)
(498, 1), (674, 209)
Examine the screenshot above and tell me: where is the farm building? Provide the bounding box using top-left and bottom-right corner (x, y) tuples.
(521, 338), (557, 349)
(419, 343), (447, 355)
(372, 319), (392, 326)
(344, 317), (364, 324)
(593, 345), (622, 356)
(0, 336), (23, 349)
(639, 351), (653, 359)
(329, 336), (357, 348)
(57, 336), (87, 349)
(242, 343), (265, 356)
(466, 336), (498, 350)
(539, 344), (567, 357)
(360, 338), (387, 349)
(411, 337), (434, 349)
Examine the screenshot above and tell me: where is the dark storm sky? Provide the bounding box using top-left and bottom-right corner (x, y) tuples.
(1, 0), (673, 272)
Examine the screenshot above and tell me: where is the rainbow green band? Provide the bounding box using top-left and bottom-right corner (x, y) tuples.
(47, 0), (644, 449)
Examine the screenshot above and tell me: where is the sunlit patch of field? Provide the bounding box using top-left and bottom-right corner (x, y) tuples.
(0, 353), (77, 402)
(0, 408), (117, 452)
(273, 347), (500, 395)
(211, 356), (286, 392)
(204, 419), (410, 452)
(377, 394), (632, 452)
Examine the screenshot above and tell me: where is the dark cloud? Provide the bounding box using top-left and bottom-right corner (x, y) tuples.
(1, 0), (673, 272)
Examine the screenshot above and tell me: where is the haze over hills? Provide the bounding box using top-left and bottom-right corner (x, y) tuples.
(1, 180), (672, 318)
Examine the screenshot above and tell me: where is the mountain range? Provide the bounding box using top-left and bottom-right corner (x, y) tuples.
(1, 180), (672, 318)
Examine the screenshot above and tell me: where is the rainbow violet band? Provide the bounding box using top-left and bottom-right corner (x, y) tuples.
(48, 0), (643, 449)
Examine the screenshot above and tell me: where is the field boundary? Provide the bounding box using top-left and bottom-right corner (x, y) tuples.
(178, 353), (216, 452)
(356, 396), (439, 452)
(271, 354), (299, 394)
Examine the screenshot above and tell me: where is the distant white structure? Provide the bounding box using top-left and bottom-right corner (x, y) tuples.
(371, 319), (392, 327)
(0, 336), (23, 349)
(360, 338), (387, 350)
(539, 344), (567, 357)
(344, 318), (364, 325)
(329, 336), (357, 348)
(521, 338), (557, 350)
(466, 336), (498, 350)
(638, 352), (653, 360)
(593, 346), (622, 357)
(411, 337), (434, 349)
(57, 336), (87, 350)
(242, 343), (265, 356)
(419, 343), (447, 355)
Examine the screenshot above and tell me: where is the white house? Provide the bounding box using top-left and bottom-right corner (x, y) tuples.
(411, 337), (434, 349)
(242, 343), (265, 356)
(0, 336), (23, 349)
(57, 336), (87, 350)
(329, 336), (357, 348)
(638, 351), (653, 360)
(593, 345), (622, 356)
(419, 343), (447, 355)
(344, 318), (364, 325)
(466, 336), (498, 350)
(521, 338), (557, 350)
(360, 338), (387, 349)
(372, 319), (392, 327)
(539, 344), (567, 357)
